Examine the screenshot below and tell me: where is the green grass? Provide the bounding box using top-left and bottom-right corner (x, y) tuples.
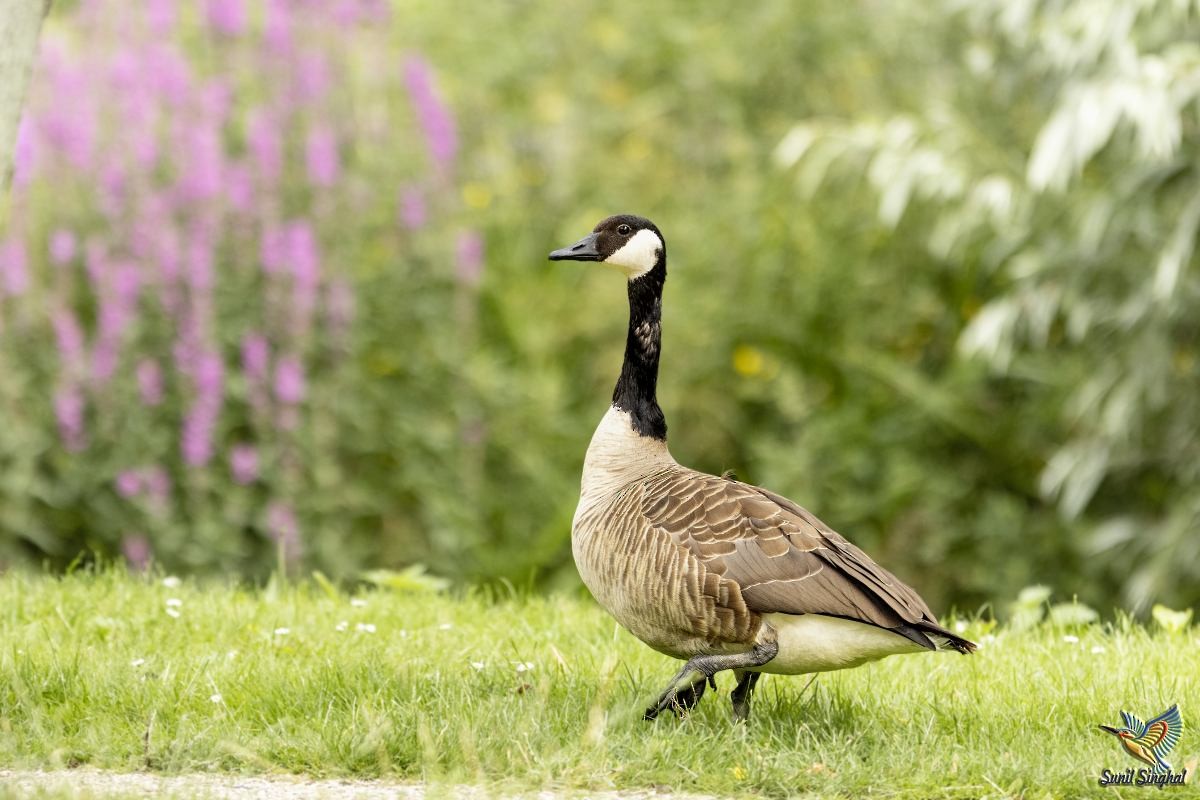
(1, 570), (1197, 799)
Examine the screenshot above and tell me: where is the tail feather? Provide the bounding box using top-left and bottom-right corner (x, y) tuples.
(920, 621), (977, 654)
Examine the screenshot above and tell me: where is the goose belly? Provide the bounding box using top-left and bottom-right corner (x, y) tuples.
(757, 613), (925, 675)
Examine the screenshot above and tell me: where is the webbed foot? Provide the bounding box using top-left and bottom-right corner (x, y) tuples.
(641, 638), (778, 723)
(643, 673), (715, 720)
(731, 669), (762, 722)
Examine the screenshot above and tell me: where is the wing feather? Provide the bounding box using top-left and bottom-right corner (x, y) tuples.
(641, 469), (974, 651)
(1141, 705), (1182, 756)
(1122, 711), (1147, 738)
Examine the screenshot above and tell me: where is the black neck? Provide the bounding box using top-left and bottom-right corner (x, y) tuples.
(613, 259), (667, 440)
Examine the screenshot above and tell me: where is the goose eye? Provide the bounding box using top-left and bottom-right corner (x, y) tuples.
(617, 224), (632, 236)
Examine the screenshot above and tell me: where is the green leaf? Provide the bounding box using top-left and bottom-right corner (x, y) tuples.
(311, 571), (340, 602)
(1015, 585), (1053, 607)
(360, 565), (450, 595)
(1007, 585), (1053, 630)
(1047, 601), (1099, 628)
(1151, 604), (1193, 635)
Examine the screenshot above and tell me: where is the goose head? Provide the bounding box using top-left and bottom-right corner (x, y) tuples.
(549, 214), (665, 280)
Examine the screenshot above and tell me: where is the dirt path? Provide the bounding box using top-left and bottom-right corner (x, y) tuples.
(0, 769), (710, 799)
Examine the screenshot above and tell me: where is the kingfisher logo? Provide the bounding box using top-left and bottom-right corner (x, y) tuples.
(1098, 704), (1187, 788)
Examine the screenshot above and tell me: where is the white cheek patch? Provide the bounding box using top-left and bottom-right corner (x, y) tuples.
(603, 229), (663, 279)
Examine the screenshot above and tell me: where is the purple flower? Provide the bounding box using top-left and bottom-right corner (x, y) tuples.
(116, 470), (142, 498)
(288, 221), (320, 283)
(153, 224), (184, 314)
(130, 193), (174, 262)
(98, 160), (128, 219)
(226, 163), (253, 211)
(143, 466), (172, 505)
(186, 226), (214, 293)
(39, 55), (97, 170)
(367, 0), (391, 22)
(403, 56), (457, 173)
(287, 220), (320, 334)
(0, 239), (29, 297)
(294, 53), (331, 104)
(199, 80), (233, 126)
(49, 229), (77, 265)
(54, 384), (86, 451)
(116, 72), (159, 170)
(247, 109), (283, 186)
(113, 260), (142, 309)
(195, 349), (224, 399)
(266, 501), (302, 564)
(109, 49), (140, 92)
(181, 402), (219, 466)
(172, 315), (202, 377)
(259, 224), (286, 275)
(175, 122), (222, 202)
(137, 359), (164, 406)
(12, 113), (35, 188)
(229, 444), (259, 484)
(146, 43), (193, 106)
(131, 123), (160, 170)
(455, 230), (485, 287)
(181, 350), (224, 467)
(84, 239), (108, 296)
(241, 333), (270, 381)
(273, 356), (306, 405)
(399, 187), (427, 229)
(145, 0), (176, 34)
(53, 309), (87, 374)
(263, 0), (292, 53)
(331, 0), (362, 26)
(90, 261), (141, 386)
(305, 125), (340, 187)
(205, 0), (245, 36)
(91, 341), (119, 386)
(122, 534), (152, 571)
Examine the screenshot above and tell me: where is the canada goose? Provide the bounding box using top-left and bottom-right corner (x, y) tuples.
(550, 215), (976, 722)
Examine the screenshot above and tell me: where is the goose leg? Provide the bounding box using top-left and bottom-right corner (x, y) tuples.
(643, 638), (778, 721)
(730, 670), (762, 722)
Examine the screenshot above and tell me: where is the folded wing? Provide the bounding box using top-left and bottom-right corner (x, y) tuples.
(641, 469), (975, 653)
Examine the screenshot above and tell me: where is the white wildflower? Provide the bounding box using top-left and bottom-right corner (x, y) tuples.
(1063, 634), (1079, 644)
(210, 693), (222, 704)
(350, 598), (367, 608)
(226, 650), (238, 660)
(470, 661), (485, 671)
(130, 658), (146, 667)
(274, 627), (290, 636)
(162, 576), (181, 588)
(399, 629), (408, 638)
(335, 620), (349, 632)
(438, 623), (453, 631)
(515, 661), (535, 673)
(953, 620), (967, 633)
(165, 608), (181, 619)
(1090, 645), (1106, 654)
(356, 623), (376, 634)
(166, 598), (182, 608)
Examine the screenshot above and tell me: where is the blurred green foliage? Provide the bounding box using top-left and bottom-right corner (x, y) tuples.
(1, 0), (1197, 617)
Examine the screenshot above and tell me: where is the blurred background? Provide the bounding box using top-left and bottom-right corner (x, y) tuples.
(1, 0), (1198, 616)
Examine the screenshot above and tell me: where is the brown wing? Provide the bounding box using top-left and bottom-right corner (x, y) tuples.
(640, 469), (973, 651)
